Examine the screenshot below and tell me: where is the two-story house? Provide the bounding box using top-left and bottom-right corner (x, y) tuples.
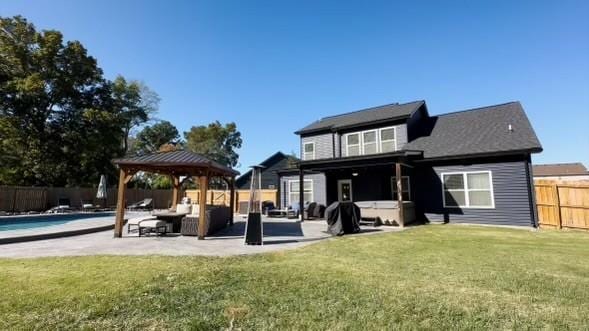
(294, 100), (542, 227)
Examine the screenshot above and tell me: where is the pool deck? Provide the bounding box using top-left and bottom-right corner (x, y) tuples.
(0, 212), (149, 244)
(0, 215), (402, 259)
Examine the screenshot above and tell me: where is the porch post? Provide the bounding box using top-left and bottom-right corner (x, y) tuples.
(198, 173), (209, 240)
(114, 168), (127, 238)
(229, 176), (235, 226)
(299, 168), (305, 221)
(396, 162), (404, 228)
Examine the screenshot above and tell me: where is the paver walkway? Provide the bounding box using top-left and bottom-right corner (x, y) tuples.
(0, 216), (401, 258)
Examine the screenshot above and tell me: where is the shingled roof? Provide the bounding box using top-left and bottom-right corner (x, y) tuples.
(295, 100), (425, 135)
(533, 163), (588, 176)
(404, 102), (542, 160)
(113, 150), (239, 176)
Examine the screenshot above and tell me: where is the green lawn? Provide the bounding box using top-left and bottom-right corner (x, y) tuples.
(1, 225), (589, 330)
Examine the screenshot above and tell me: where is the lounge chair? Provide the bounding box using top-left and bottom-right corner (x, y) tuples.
(46, 197), (72, 213)
(127, 198), (153, 211)
(81, 199), (98, 212)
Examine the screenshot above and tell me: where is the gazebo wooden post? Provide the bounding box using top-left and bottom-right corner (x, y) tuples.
(171, 175), (180, 207)
(396, 162), (404, 228)
(229, 176), (235, 225)
(114, 168), (127, 238)
(198, 172), (209, 240)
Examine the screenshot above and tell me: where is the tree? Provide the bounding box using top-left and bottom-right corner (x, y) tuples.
(112, 76), (160, 155)
(0, 16), (158, 186)
(0, 16), (110, 185)
(132, 121), (180, 155)
(184, 121), (242, 167)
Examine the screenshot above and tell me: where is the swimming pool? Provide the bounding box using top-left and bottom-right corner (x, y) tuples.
(0, 212), (115, 231)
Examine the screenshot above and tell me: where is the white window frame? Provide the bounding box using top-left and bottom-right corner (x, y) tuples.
(345, 133), (361, 157)
(441, 171), (495, 209)
(379, 126), (397, 153)
(288, 179), (313, 206)
(362, 129), (378, 155)
(391, 176), (411, 201)
(343, 126), (398, 157)
(303, 142), (315, 160)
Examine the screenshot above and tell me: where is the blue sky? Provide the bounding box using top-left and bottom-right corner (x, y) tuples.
(3, 0), (588, 173)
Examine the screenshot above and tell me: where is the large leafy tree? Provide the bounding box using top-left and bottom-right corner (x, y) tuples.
(132, 120), (180, 155)
(112, 76), (159, 155)
(184, 121), (242, 168)
(0, 16), (157, 186)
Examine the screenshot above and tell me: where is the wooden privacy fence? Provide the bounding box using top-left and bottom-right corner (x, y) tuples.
(185, 189), (278, 213)
(0, 186), (176, 212)
(535, 180), (589, 230)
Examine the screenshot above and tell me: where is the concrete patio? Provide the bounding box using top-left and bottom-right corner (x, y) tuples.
(0, 216), (402, 258)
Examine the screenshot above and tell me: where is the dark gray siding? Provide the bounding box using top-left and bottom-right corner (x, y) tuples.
(406, 105), (427, 142)
(279, 173), (326, 207)
(414, 159), (534, 226)
(301, 133), (334, 160)
(236, 155), (293, 190)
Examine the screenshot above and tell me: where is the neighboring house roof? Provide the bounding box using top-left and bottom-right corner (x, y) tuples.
(533, 163), (588, 177)
(295, 100), (425, 135)
(113, 150), (239, 176)
(404, 102), (542, 160)
(235, 152), (299, 187)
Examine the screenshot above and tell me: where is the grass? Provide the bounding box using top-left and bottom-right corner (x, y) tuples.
(1, 225), (589, 330)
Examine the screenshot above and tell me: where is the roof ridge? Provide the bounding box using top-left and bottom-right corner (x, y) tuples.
(535, 162), (585, 166)
(433, 101), (521, 117)
(318, 100), (424, 121)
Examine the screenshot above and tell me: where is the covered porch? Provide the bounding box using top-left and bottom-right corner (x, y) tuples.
(298, 151), (422, 226)
(112, 150), (239, 239)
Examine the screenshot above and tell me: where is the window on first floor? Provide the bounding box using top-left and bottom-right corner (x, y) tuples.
(442, 171), (494, 208)
(288, 179), (313, 206)
(391, 176), (411, 201)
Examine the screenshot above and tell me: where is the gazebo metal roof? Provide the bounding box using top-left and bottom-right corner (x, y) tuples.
(113, 150), (239, 177)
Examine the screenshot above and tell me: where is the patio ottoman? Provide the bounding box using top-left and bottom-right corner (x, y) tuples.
(138, 220), (168, 236)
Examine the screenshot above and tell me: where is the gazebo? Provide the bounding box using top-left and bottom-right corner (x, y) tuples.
(112, 150), (239, 239)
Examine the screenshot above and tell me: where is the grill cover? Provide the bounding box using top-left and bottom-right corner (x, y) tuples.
(325, 202), (361, 236)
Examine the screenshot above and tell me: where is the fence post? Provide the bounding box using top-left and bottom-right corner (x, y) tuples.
(552, 183), (562, 229)
(11, 187), (18, 213)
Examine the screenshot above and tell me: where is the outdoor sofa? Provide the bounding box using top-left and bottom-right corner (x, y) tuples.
(181, 205), (231, 236)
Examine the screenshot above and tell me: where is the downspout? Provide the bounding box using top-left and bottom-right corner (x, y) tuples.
(332, 132), (336, 158)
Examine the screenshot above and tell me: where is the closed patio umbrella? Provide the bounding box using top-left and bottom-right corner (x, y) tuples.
(96, 175), (107, 207)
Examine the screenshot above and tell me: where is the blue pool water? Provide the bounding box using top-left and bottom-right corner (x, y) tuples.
(0, 212), (115, 231)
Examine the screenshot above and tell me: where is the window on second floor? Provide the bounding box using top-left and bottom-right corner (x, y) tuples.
(380, 127), (396, 153)
(346, 133), (361, 156)
(344, 126), (397, 157)
(303, 142), (315, 160)
(363, 130), (378, 155)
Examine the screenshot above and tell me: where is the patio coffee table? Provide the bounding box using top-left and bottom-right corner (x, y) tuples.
(153, 212), (188, 232)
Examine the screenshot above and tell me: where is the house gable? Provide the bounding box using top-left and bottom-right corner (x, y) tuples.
(235, 152), (298, 190)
